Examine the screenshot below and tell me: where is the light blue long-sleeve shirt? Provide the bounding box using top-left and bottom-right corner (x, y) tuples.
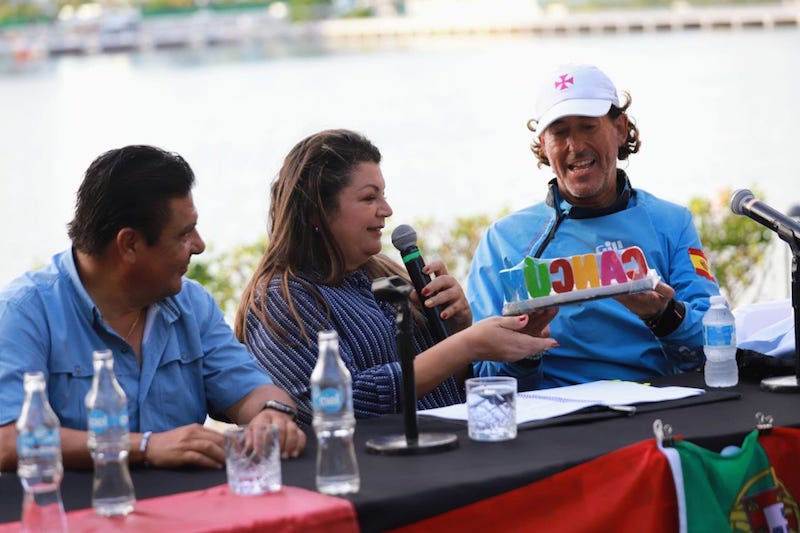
(0, 249), (272, 431)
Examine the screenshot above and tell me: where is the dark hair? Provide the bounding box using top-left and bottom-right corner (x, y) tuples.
(67, 145), (195, 255)
(235, 129), (410, 344)
(528, 91), (641, 168)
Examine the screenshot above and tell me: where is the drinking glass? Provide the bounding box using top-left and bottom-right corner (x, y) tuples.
(224, 424), (282, 496)
(466, 377), (517, 442)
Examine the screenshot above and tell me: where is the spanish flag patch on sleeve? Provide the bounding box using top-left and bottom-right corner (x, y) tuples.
(689, 248), (716, 282)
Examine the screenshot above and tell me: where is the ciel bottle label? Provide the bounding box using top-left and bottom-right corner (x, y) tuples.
(704, 324), (734, 346)
(314, 387), (344, 413)
(17, 427), (60, 457)
(88, 409), (130, 434)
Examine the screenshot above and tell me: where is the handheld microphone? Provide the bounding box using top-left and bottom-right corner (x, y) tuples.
(391, 224), (450, 344)
(730, 189), (800, 244)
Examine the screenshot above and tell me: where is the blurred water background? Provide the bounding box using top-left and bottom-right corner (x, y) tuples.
(1, 15), (798, 301)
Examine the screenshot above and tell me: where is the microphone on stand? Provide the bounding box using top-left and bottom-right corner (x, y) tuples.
(730, 189), (800, 244)
(391, 225), (450, 344)
(730, 189), (800, 393)
(365, 276), (458, 456)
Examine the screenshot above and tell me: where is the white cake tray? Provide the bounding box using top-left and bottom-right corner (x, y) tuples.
(502, 270), (661, 316)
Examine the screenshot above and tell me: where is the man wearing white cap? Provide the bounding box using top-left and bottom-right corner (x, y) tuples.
(466, 64), (720, 390)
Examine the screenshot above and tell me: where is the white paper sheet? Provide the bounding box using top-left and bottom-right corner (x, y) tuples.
(418, 380), (705, 424)
(734, 299), (795, 356)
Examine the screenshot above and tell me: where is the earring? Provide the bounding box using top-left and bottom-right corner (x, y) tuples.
(313, 225), (320, 232)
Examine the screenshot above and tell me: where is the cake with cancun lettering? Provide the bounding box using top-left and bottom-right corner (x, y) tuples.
(500, 246), (660, 315)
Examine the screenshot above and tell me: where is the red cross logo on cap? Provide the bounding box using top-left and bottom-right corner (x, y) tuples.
(554, 74), (574, 91)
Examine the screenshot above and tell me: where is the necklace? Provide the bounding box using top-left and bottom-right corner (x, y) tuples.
(125, 310), (143, 342)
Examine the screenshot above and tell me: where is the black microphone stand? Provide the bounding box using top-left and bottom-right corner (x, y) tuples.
(366, 276), (459, 455)
(760, 225), (800, 392)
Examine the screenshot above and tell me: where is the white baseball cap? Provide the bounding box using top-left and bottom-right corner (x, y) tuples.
(533, 64), (620, 136)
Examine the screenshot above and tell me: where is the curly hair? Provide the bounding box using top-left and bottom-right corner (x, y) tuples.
(527, 91), (641, 168)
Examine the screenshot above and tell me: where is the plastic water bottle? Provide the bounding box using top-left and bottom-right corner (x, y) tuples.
(16, 371), (68, 533)
(703, 295), (739, 388)
(311, 330), (360, 495)
(85, 349), (135, 516)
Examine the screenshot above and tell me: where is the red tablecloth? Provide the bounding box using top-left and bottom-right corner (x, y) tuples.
(0, 484), (357, 533)
(390, 438), (679, 532)
(393, 427), (800, 532)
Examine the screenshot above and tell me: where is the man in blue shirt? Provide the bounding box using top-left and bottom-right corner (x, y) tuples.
(0, 145), (306, 470)
(467, 64), (720, 390)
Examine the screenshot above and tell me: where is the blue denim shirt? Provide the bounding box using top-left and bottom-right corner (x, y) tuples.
(0, 249), (272, 432)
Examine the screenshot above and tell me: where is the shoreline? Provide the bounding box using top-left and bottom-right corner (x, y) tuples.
(1, 3), (798, 61)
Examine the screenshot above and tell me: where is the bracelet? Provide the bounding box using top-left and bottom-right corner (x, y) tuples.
(139, 431), (153, 454)
(516, 352), (545, 368)
(261, 400), (298, 421)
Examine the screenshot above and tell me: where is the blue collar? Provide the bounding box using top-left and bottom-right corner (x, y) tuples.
(59, 248), (179, 330)
(546, 169), (634, 220)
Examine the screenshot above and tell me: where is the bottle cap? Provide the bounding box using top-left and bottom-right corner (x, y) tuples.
(93, 349), (113, 361)
(23, 371), (45, 384)
(710, 295), (726, 306)
(318, 330), (338, 342)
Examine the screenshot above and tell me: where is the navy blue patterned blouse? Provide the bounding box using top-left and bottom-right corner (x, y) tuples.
(244, 269), (464, 427)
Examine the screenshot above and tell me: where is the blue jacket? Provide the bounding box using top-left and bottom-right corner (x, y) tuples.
(466, 174), (719, 390)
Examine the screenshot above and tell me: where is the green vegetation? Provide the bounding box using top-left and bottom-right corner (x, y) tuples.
(137, 0), (337, 18)
(408, 209), (510, 285)
(0, 3), (51, 26)
(0, 0), (333, 25)
(185, 212), (506, 320)
(688, 187), (773, 307)
(140, 0), (198, 17)
(187, 189), (770, 317)
(1, 0), (783, 26)
(208, 0), (273, 12)
(187, 236), (268, 319)
(284, 0), (330, 22)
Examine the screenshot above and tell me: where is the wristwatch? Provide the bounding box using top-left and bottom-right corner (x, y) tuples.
(261, 400), (298, 420)
(643, 298), (686, 337)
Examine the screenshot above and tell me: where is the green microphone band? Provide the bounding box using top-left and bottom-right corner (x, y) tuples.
(402, 250), (421, 263)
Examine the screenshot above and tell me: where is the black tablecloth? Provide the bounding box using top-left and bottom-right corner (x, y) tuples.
(2, 371), (798, 531)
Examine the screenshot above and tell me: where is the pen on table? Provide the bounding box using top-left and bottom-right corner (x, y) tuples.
(607, 404), (637, 415)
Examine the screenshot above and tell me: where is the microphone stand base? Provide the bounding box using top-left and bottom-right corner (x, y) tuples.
(365, 432), (459, 456)
(760, 374), (800, 392)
